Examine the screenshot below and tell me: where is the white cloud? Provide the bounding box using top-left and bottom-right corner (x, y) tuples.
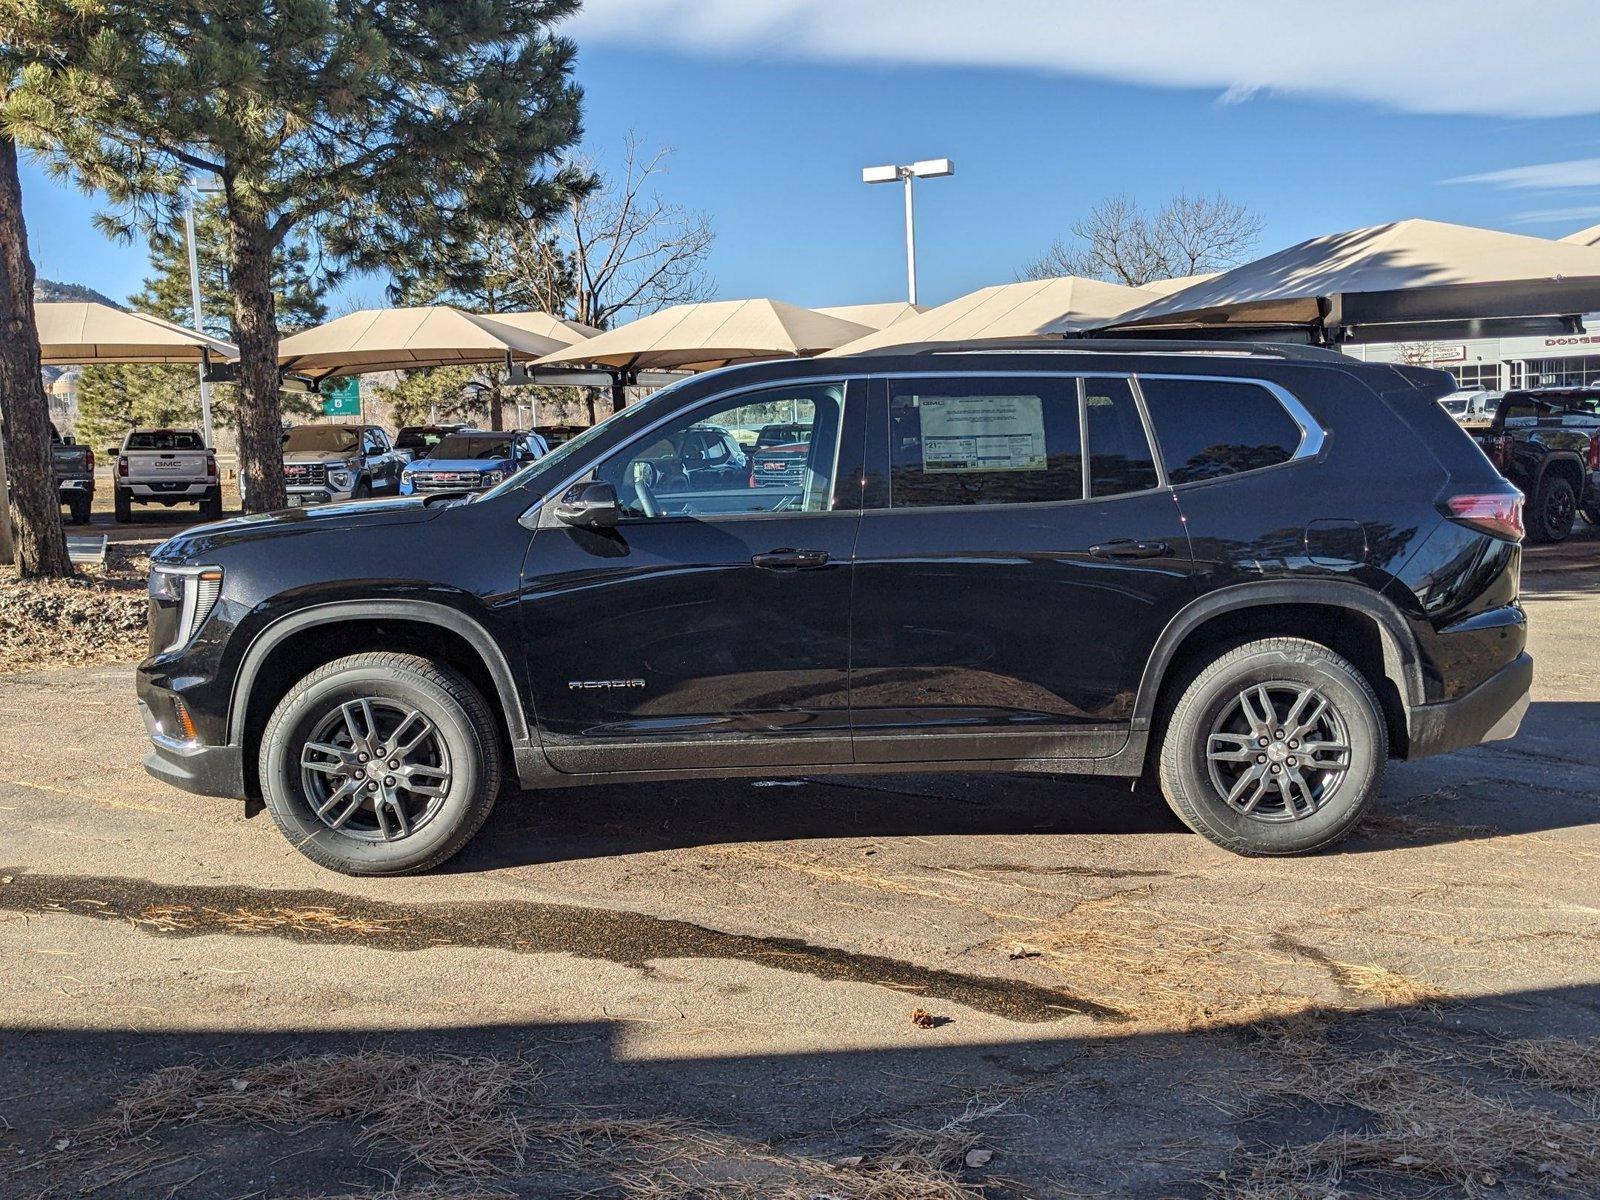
(1447, 159), (1600, 190)
(566, 0), (1600, 119)
(1510, 205), (1600, 226)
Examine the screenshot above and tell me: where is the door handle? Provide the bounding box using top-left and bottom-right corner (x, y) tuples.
(752, 548), (830, 570)
(1089, 540), (1173, 560)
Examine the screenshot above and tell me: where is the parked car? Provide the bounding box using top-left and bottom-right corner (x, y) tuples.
(138, 341), (1530, 876)
(748, 420), (813, 489)
(114, 428), (220, 522)
(279, 423), (404, 505)
(399, 430), (549, 495)
(1439, 389), (1499, 425)
(50, 424), (95, 524)
(394, 424), (472, 463)
(1474, 387), (1600, 541)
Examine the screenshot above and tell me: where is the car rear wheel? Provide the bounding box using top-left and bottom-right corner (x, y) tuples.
(260, 652), (502, 875)
(200, 487), (223, 521)
(113, 487), (131, 523)
(1528, 474), (1577, 544)
(68, 494), (91, 525)
(1157, 637), (1387, 856)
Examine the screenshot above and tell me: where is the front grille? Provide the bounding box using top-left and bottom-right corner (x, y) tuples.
(411, 471), (481, 491)
(284, 462), (328, 486)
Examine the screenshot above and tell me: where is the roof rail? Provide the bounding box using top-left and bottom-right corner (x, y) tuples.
(842, 336), (1355, 364)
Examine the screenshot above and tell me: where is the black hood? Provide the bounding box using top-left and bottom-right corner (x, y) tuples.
(153, 495), (452, 563)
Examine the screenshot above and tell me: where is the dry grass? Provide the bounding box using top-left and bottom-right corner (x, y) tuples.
(1490, 1037), (1600, 1113)
(129, 902), (396, 938)
(1212, 1020), (1600, 1198)
(1323, 961), (1446, 1009)
(0, 546), (148, 675)
(50, 1052), (1003, 1200)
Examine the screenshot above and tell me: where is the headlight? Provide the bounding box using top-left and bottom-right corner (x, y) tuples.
(483, 470), (503, 485)
(150, 565), (223, 652)
(401, 468), (414, 480)
(327, 469), (354, 490)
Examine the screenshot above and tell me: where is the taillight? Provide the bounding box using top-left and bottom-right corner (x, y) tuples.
(1588, 433), (1599, 472)
(1444, 492), (1524, 542)
(205, 452), (218, 479)
(85, 448), (95, 472)
(117, 455), (129, 477)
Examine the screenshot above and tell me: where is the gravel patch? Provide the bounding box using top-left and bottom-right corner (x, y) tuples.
(0, 547), (149, 674)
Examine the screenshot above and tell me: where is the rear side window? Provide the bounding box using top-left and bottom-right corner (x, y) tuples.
(889, 376), (1082, 508)
(1139, 378), (1304, 484)
(1084, 377), (1159, 497)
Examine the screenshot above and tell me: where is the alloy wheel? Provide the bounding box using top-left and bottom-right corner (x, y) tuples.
(299, 697), (452, 841)
(1204, 681), (1351, 822)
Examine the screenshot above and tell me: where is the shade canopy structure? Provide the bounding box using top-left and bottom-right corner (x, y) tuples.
(814, 301), (927, 330)
(276, 306), (578, 381)
(822, 276), (1156, 356)
(34, 302), (238, 366)
(1101, 219), (1600, 344)
(1560, 223), (1600, 248)
(1136, 272), (1221, 297)
(535, 299), (873, 373)
(485, 310), (601, 344)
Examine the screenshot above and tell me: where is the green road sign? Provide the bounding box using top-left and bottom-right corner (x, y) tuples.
(320, 377), (361, 418)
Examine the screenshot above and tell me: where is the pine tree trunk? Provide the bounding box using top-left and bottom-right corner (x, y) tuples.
(228, 208), (286, 512)
(0, 135), (74, 579)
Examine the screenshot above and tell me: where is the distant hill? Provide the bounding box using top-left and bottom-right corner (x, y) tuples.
(35, 277), (121, 308)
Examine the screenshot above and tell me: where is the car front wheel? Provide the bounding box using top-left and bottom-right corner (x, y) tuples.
(1157, 637), (1387, 856)
(260, 652), (502, 875)
(1529, 474), (1577, 543)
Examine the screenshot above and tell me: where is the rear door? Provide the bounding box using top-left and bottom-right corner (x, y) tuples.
(122, 431), (207, 486)
(849, 372), (1198, 763)
(519, 378), (866, 773)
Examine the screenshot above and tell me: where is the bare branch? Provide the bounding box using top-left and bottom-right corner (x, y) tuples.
(1019, 191), (1264, 287)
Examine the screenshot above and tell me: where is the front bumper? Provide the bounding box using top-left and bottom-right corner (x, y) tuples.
(139, 700), (247, 797)
(1405, 651), (1532, 760)
(286, 483), (358, 506)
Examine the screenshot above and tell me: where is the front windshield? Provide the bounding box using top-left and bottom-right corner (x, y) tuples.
(283, 425), (361, 453)
(477, 377), (697, 502)
(431, 435), (513, 460)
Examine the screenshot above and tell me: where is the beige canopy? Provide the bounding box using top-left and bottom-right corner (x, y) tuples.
(1559, 223), (1600, 248)
(35, 302), (238, 365)
(1105, 219), (1600, 342)
(485, 310), (601, 344)
(1137, 272), (1221, 296)
(814, 301), (927, 330)
(535, 299), (873, 372)
(823, 276), (1156, 356)
(277, 306), (577, 381)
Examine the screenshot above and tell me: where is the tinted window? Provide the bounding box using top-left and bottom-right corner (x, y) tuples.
(433, 436), (514, 459)
(127, 430), (203, 451)
(1084, 377), (1159, 497)
(600, 383), (844, 519)
(1139, 378), (1303, 484)
(283, 426), (361, 453)
(889, 377), (1082, 508)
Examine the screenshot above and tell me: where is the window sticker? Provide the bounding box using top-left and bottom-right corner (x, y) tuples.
(918, 394), (1047, 473)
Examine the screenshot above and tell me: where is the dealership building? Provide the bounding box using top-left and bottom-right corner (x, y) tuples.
(1341, 222), (1600, 390)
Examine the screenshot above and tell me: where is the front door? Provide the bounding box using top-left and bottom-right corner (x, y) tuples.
(520, 379), (864, 773)
(849, 372), (1198, 763)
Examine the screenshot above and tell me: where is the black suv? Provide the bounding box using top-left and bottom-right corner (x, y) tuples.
(137, 342), (1532, 875)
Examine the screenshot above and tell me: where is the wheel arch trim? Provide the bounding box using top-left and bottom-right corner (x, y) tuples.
(226, 599), (530, 746)
(1133, 579), (1426, 726)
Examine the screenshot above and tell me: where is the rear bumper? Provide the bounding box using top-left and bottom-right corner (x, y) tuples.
(1405, 651), (1532, 760)
(123, 482), (212, 499)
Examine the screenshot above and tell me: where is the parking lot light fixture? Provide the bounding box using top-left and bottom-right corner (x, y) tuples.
(861, 158), (955, 305)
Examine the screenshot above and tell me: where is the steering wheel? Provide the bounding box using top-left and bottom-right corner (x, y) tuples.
(634, 478), (662, 518)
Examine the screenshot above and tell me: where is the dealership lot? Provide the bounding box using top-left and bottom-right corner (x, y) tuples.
(1, 548), (1598, 1198)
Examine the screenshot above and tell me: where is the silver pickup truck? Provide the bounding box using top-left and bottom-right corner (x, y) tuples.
(114, 428), (222, 522)
(49, 424), (96, 525)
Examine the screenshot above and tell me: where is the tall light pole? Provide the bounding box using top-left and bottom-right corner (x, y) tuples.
(184, 178), (225, 448)
(861, 158), (954, 305)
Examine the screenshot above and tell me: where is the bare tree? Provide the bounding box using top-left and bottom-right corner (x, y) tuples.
(1020, 192), (1264, 287)
(555, 135), (715, 329)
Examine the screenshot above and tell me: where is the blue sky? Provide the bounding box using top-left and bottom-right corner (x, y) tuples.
(21, 1), (1600, 313)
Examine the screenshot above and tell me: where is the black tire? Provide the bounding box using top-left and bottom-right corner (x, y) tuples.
(260, 652), (503, 876)
(352, 478), (372, 499)
(113, 486), (131, 523)
(200, 486), (223, 521)
(1528, 473), (1577, 544)
(1157, 637), (1387, 856)
(68, 495), (92, 525)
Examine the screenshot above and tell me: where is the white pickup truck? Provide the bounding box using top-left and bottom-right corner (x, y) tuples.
(114, 428), (222, 522)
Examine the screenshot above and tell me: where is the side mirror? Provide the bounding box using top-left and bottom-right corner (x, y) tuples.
(553, 481), (619, 529)
(61, 434), (77, 445)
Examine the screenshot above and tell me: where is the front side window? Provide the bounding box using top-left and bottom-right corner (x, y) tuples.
(1138, 377), (1304, 485)
(598, 383), (845, 520)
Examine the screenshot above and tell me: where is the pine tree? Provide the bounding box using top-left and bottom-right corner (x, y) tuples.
(7, 0), (586, 512)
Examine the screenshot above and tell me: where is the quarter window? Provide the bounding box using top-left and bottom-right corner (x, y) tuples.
(1084, 377), (1159, 497)
(1139, 378), (1304, 485)
(599, 383), (845, 520)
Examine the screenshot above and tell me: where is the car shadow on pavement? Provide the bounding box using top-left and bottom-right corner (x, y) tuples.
(5, 982), (1599, 1200)
(446, 700), (1598, 871)
(449, 770), (1184, 871)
